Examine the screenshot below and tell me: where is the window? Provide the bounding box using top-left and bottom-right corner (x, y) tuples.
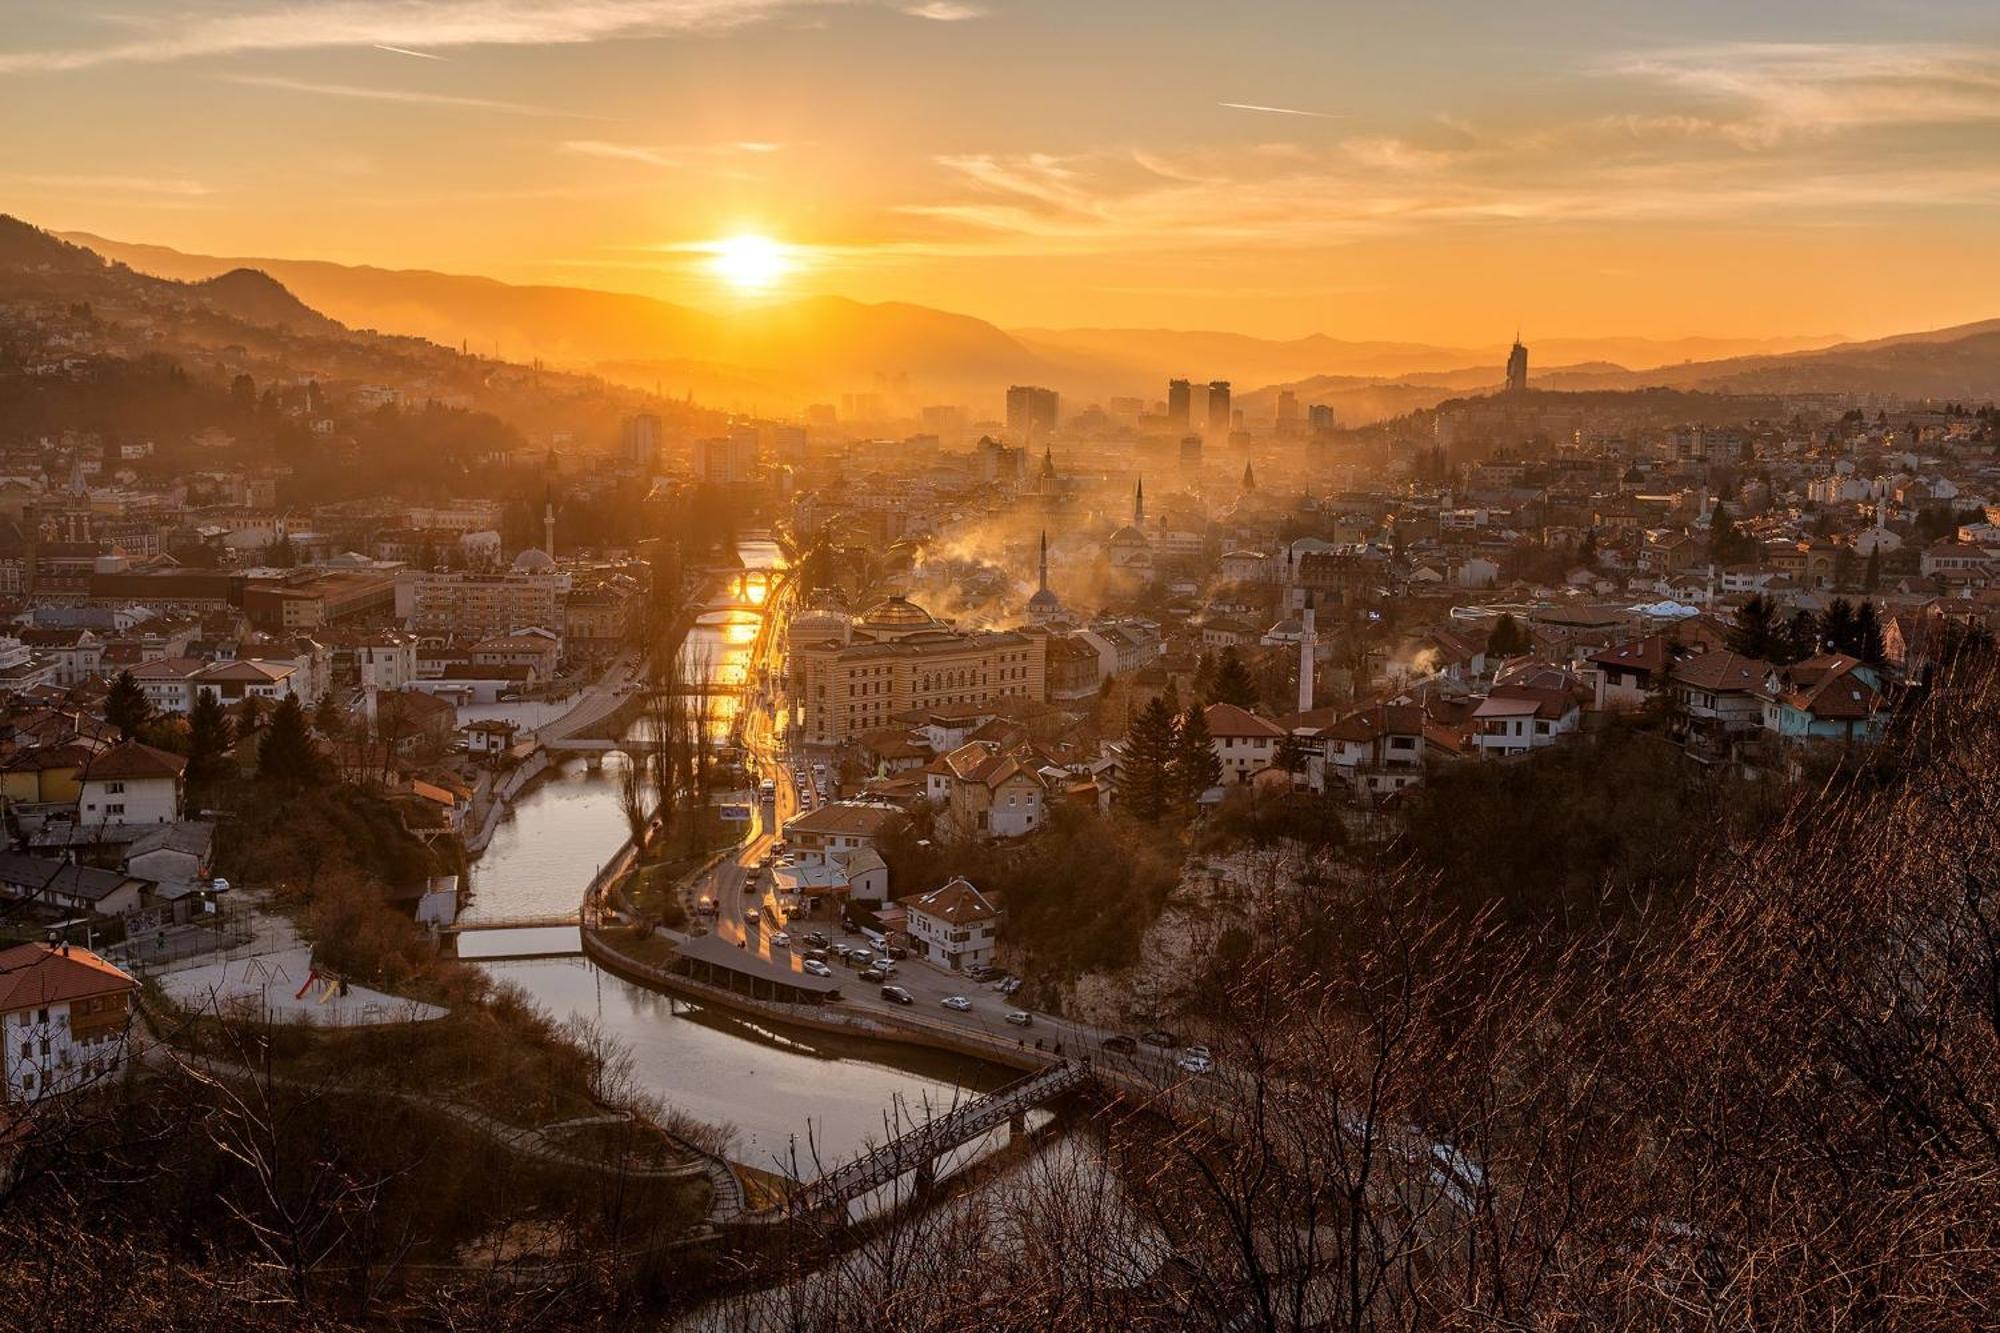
(107, 804), (125, 816)
(105, 781), (125, 794)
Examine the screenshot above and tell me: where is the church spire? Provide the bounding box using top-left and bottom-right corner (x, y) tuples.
(1134, 477), (1145, 527)
(1241, 459), (1256, 492)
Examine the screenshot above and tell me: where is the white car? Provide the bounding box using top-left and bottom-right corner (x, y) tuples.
(941, 995), (972, 1012)
(769, 931), (790, 947)
(1177, 1046), (1213, 1075)
(800, 959), (833, 978)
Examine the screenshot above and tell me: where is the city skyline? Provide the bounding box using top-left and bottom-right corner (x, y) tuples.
(4, 1), (1998, 343)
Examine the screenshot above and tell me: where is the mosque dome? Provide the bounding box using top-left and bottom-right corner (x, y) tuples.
(511, 547), (556, 573)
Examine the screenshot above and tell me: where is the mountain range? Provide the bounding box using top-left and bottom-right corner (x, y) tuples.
(41, 224), (2000, 422)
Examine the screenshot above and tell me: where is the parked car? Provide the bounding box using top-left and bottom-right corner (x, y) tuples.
(1004, 1010), (1033, 1027)
(1141, 1030), (1178, 1049)
(998, 977), (1023, 996)
(801, 959), (833, 978)
(941, 995), (972, 1012)
(966, 964), (997, 982)
(804, 931), (831, 949)
(881, 985), (914, 1005)
(1102, 1035), (1138, 1055)
(802, 947), (830, 963)
(1177, 1046), (1214, 1075)
(860, 968), (886, 982)
(871, 959), (897, 976)
(885, 945), (908, 961)
(769, 932), (790, 948)
(744, 907), (761, 924)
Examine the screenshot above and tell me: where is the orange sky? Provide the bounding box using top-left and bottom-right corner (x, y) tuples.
(4, 2), (1998, 342)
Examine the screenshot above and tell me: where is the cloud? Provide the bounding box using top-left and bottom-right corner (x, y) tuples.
(1606, 42), (2000, 145)
(225, 74), (602, 118)
(372, 43), (447, 61)
(0, 172), (215, 198)
(903, 2), (986, 19)
(0, 0), (815, 74)
(561, 138), (790, 169)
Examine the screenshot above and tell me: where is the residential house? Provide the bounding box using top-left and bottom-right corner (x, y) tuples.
(76, 742), (186, 826)
(0, 853), (150, 918)
(899, 877), (1001, 974)
(1761, 654), (1889, 744)
(782, 801), (902, 863)
(1669, 650), (1770, 734)
(924, 741), (1048, 838)
(1472, 667), (1583, 757)
(0, 942), (139, 1101)
(1205, 702), (1286, 783)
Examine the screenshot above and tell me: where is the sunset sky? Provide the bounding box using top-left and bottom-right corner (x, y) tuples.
(4, 1), (1998, 343)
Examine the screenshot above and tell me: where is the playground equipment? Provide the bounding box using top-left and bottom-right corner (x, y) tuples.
(294, 965), (348, 1004)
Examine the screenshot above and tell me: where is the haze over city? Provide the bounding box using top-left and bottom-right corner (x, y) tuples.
(1, 3), (1997, 1329)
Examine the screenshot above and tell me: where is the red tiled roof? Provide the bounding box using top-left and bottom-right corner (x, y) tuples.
(79, 741), (187, 781)
(1203, 702), (1285, 738)
(0, 942), (136, 1013)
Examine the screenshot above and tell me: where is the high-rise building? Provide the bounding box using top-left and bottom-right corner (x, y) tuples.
(620, 412), (661, 468)
(1207, 381), (1232, 437)
(1277, 389), (1299, 424)
(1506, 337), (1529, 393)
(1308, 403), (1336, 431)
(696, 433), (758, 485)
(1006, 385), (1059, 439)
(1179, 434), (1203, 473)
(1167, 378), (1192, 428)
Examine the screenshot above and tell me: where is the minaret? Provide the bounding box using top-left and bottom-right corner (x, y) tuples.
(1298, 592), (1317, 714)
(1038, 530), (1049, 594)
(543, 485), (556, 561)
(1134, 477), (1145, 528)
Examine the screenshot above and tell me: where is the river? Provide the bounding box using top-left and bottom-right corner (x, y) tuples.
(457, 538), (1012, 1171)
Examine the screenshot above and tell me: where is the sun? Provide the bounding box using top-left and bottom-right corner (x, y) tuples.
(708, 233), (791, 293)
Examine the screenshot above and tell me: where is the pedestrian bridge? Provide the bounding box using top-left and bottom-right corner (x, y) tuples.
(776, 1060), (1092, 1219)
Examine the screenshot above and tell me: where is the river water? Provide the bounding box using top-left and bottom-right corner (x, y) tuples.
(459, 538), (1008, 1170)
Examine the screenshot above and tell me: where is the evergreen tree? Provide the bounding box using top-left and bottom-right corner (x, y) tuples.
(1578, 528), (1598, 568)
(1822, 599), (1858, 657)
(186, 691), (234, 792)
(312, 690), (347, 740)
(1486, 613), (1529, 658)
(1726, 596), (1779, 660)
(105, 670), (151, 742)
(1192, 651), (1217, 703)
(1831, 546), (1856, 592)
(1122, 697), (1177, 822)
(1209, 647), (1259, 708)
(258, 696), (326, 788)
(1782, 610), (1820, 664)
(1273, 730), (1313, 779)
(1863, 546), (1881, 593)
(1170, 705), (1223, 809)
(1854, 601), (1886, 665)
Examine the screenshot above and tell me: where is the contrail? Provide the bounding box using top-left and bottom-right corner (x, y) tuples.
(1219, 101), (1343, 119)
(374, 43), (447, 61)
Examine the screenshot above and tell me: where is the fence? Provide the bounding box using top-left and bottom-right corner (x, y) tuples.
(102, 906), (257, 972)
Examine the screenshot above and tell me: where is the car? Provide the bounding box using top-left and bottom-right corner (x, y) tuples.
(744, 907), (760, 924)
(941, 995), (972, 1012)
(802, 947), (830, 963)
(801, 959), (834, 978)
(1177, 1048), (1214, 1075)
(743, 879), (758, 894)
(1102, 1035), (1138, 1055)
(803, 931), (831, 949)
(871, 958), (896, 974)
(769, 932), (790, 947)
(965, 964), (997, 982)
(860, 968), (886, 982)
(881, 985), (914, 1005)
(885, 945), (908, 961)
(1141, 1030), (1178, 1049)
(999, 977), (1023, 996)
(1004, 1010), (1033, 1027)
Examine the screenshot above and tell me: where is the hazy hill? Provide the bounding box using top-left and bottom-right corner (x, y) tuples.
(64, 231), (1060, 410)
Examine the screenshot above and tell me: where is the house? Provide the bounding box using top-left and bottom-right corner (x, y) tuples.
(899, 877), (1002, 974)
(1586, 633), (1697, 710)
(0, 942), (139, 1101)
(122, 821), (217, 884)
(193, 659), (305, 709)
(462, 718), (521, 757)
(1761, 654), (1888, 744)
(130, 657), (209, 715)
(0, 853), (151, 918)
(782, 801), (903, 862)
(1205, 702), (1286, 783)
(1, 742), (99, 807)
(470, 628), (562, 680)
(1472, 669), (1583, 757)
(923, 740), (1048, 838)
(1310, 702), (1451, 798)
(76, 742), (186, 826)
(1669, 650), (1770, 734)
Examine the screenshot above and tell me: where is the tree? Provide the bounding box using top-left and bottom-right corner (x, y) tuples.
(258, 696), (325, 788)
(1831, 545), (1856, 592)
(1709, 503), (1755, 565)
(1782, 610), (1820, 664)
(1486, 612), (1530, 658)
(1578, 527), (1599, 568)
(1170, 706), (1223, 810)
(1273, 730), (1313, 779)
(312, 691), (346, 741)
(1822, 598), (1859, 657)
(1208, 647), (1258, 708)
(186, 691), (233, 794)
(1726, 595), (1780, 660)
(1854, 600), (1886, 665)
(1863, 545), (1882, 593)
(1122, 696), (1177, 822)
(1192, 650), (1217, 703)
(104, 670), (151, 742)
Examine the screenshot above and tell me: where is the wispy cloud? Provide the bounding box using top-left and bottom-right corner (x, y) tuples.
(1219, 102), (1344, 120)
(373, 43), (448, 61)
(0, 171), (215, 199)
(562, 138), (790, 169)
(903, 2), (987, 19)
(0, 1), (816, 74)
(1606, 42), (2000, 145)
(225, 74), (602, 118)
